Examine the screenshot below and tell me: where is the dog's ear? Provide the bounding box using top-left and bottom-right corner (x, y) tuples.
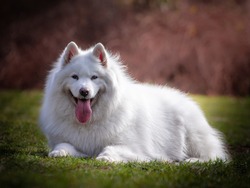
(63, 41), (79, 65)
(93, 43), (107, 67)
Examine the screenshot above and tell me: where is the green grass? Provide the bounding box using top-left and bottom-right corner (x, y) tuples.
(0, 90), (249, 188)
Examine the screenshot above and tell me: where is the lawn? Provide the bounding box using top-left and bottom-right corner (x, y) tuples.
(0, 90), (249, 188)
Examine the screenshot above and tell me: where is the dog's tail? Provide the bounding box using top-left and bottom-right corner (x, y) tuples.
(185, 118), (230, 162)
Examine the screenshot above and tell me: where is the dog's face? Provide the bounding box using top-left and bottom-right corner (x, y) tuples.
(57, 42), (108, 124)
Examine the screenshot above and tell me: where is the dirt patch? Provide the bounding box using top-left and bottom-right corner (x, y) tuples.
(0, 0), (249, 95)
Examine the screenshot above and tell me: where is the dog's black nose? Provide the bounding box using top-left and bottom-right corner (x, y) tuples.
(79, 88), (89, 98)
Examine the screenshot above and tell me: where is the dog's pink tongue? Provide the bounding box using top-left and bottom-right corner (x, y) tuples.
(75, 99), (92, 124)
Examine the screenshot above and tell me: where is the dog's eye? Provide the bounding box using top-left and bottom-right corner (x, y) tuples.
(91, 75), (98, 80)
(71, 74), (79, 80)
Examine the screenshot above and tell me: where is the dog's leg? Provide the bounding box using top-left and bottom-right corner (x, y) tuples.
(96, 145), (170, 162)
(96, 145), (139, 162)
(48, 143), (88, 158)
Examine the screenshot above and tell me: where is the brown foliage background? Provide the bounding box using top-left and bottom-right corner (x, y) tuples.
(0, 0), (250, 95)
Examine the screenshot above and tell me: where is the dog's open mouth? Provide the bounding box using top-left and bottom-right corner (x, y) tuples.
(68, 91), (98, 124)
(69, 91), (96, 107)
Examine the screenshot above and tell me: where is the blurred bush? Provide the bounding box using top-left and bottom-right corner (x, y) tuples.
(0, 0), (249, 95)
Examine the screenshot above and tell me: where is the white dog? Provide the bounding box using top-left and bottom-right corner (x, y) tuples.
(40, 41), (229, 162)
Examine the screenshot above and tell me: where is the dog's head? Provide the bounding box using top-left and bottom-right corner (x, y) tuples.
(56, 42), (110, 124)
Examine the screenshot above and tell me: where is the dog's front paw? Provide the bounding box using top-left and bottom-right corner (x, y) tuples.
(49, 149), (68, 157)
(96, 155), (115, 162)
(184, 158), (203, 163)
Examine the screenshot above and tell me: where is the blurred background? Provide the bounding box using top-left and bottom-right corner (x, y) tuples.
(0, 0), (249, 96)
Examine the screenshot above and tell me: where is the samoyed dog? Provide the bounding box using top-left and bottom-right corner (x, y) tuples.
(40, 41), (229, 162)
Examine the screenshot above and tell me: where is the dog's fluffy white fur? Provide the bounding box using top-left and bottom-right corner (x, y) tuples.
(40, 42), (229, 162)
